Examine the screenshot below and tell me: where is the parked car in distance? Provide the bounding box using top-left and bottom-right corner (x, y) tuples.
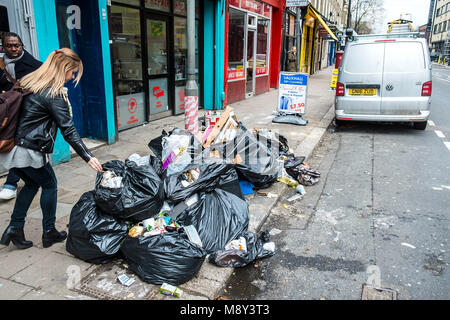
(335, 32), (432, 130)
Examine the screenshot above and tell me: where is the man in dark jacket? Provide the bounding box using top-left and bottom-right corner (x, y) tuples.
(287, 46), (297, 72)
(0, 32), (42, 200)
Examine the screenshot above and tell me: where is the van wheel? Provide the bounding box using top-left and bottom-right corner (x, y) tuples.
(413, 121), (427, 130)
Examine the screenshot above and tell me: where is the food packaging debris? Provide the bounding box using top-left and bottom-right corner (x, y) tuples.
(185, 193), (199, 207)
(117, 274), (135, 286)
(142, 218), (155, 231)
(100, 170), (123, 189)
(162, 147), (186, 171)
(128, 225), (145, 238)
(287, 193), (302, 202)
(160, 283), (183, 298)
(205, 111), (221, 127)
(127, 153), (150, 166)
(262, 242), (276, 252)
(183, 225), (203, 247)
(296, 185), (306, 195)
(225, 236), (247, 252)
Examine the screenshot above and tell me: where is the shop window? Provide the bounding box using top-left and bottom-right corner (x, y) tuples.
(174, 17), (187, 80)
(174, 0), (200, 17)
(145, 0), (170, 12)
(113, 0), (140, 7)
(173, 17), (200, 114)
(228, 8), (245, 81)
(147, 20), (168, 75)
(174, 0), (186, 15)
(111, 5), (145, 130)
(256, 18), (269, 76)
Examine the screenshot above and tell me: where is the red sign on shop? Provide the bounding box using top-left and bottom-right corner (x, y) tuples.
(228, 69), (245, 80)
(241, 0), (263, 14)
(256, 66), (267, 75)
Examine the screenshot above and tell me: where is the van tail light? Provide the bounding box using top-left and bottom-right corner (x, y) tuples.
(336, 82), (345, 96)
(422, 81), (432, 96)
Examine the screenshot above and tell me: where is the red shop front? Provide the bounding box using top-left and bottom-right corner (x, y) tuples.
(224, 0), (285, 105)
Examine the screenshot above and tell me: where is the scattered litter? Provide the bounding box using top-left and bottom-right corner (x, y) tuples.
(160, 283), (183, 298)
(269, 228), (282, 236)
(401, 242), (416, 249)
(117, 274), (135, 287)
(100, 170), (123, 189)
(287, 194), (302, 202)
(183, 225), (203, 248)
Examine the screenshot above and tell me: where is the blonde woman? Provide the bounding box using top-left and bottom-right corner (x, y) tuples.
(0, 48), (103, 250)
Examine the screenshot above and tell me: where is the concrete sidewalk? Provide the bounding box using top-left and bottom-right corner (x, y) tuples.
(0, 67), (336, 300)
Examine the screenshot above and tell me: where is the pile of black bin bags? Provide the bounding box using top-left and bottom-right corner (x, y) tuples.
(66, 127), (277, 286)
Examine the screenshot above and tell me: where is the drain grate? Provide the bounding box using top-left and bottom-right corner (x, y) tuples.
(71, 259), (158, 300)
(361, 284), (398, 300)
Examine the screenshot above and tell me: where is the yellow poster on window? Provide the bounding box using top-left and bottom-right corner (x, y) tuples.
(151, 22), (164, 37)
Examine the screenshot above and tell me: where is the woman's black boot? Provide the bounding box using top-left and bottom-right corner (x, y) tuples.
(0, 226), (33, 249)
(42, 228), (67, 248)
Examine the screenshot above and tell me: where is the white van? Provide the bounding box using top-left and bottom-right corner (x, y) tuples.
(335, 32), (432, 130)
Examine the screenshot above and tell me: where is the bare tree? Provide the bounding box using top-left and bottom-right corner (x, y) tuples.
(350, 0), (385, 34)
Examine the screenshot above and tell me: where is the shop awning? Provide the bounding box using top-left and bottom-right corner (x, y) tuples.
(308, 6), (339, 41)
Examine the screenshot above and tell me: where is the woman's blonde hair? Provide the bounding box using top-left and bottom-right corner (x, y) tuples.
(19, 48), (83, 99)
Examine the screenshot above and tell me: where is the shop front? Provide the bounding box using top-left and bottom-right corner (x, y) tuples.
(225, 0), (284, 105)
(110, 0), (202, 131)
(299, 4), (337, 75)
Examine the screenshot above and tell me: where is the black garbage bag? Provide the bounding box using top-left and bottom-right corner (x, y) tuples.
(164, 162), (243, 203)
(254, 129), (290, 157)
(175, 189), (249, 254)
(209, 124), (280, 189)
(147, 129), (168, 160)
(208, 230), (276, 268)
(94, 159), (164, 222)
(159, 128), (204, 176)
(66, 191), (129, 264)
(120, 231), (207, 285)
(284, 154), (320, 186)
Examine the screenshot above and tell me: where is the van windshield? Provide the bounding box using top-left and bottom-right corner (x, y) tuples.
(383, 42), (425, 73)
(344, 43), (384, 74)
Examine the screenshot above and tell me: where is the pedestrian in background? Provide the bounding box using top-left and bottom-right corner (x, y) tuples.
(287, 46), (297, 72)
(0, 32), (42, 201)
(0, 48), (103, 250)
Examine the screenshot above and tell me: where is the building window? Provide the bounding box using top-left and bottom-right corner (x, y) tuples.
(256, 18), (270, 76)
(228, 8), (245, 80)
(145, 0), (170, 12)
(443, 21), (447, 32)
(113, 0), (140, 6)
(110, 5), (145, 130)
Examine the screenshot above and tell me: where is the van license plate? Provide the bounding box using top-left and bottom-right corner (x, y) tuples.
(349, 88), (376, 95)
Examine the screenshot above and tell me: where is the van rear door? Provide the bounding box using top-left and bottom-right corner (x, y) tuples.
(340, 42), (384, 115)
(381, 41), (428, 115)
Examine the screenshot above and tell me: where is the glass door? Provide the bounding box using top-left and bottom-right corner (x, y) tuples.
(146, 15), (171, 119)
(246, 28), (256, 98)
(111, 5), (146, 131)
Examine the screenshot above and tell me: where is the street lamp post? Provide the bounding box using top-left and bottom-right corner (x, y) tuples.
(185, 0), (199, 135)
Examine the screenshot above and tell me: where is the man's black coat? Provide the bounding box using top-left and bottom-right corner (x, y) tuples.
(0, 50), (42, 92)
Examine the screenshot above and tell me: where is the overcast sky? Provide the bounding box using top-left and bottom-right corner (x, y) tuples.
(373, 0), (432, 33)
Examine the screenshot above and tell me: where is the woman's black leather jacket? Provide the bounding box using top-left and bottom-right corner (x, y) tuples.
(14, 88), (93, 162)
